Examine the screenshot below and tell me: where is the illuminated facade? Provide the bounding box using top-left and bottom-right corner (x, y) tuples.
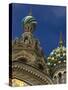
(11, 11), (66, 86)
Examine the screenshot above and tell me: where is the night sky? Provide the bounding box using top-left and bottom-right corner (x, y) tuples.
(12, 3), (66, 57)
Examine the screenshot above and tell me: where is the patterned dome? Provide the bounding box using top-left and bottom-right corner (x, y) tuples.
(22, 10), (37, 33)
(23, 16), (37, 25)
(47, 33), (66, 66)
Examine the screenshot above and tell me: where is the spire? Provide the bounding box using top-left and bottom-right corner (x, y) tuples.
(59, 32), (63, 47)
(28, 8), (32, 16)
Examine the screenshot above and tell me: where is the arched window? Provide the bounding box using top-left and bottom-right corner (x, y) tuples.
(24, 36), (28, 42)
(58, 72), (62, 84)
(38, 63), (44, 70)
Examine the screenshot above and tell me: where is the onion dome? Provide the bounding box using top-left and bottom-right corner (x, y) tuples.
(22, 9), (37, 33)
(47, 33), (66, 67)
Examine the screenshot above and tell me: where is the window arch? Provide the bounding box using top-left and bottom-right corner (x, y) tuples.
(58, 72), (62, 83)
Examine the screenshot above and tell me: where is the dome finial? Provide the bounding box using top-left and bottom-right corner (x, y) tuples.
(59, 32), (63, 47)
(29, 8), (32, 16)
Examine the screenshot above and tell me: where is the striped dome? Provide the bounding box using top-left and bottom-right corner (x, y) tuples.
(22, 15), (37, 26)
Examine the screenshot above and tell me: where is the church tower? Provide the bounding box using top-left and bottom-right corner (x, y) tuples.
(11, 10), (53, 86)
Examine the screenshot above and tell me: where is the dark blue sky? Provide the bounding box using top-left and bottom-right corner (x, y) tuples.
(12, 3), (66, 57)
